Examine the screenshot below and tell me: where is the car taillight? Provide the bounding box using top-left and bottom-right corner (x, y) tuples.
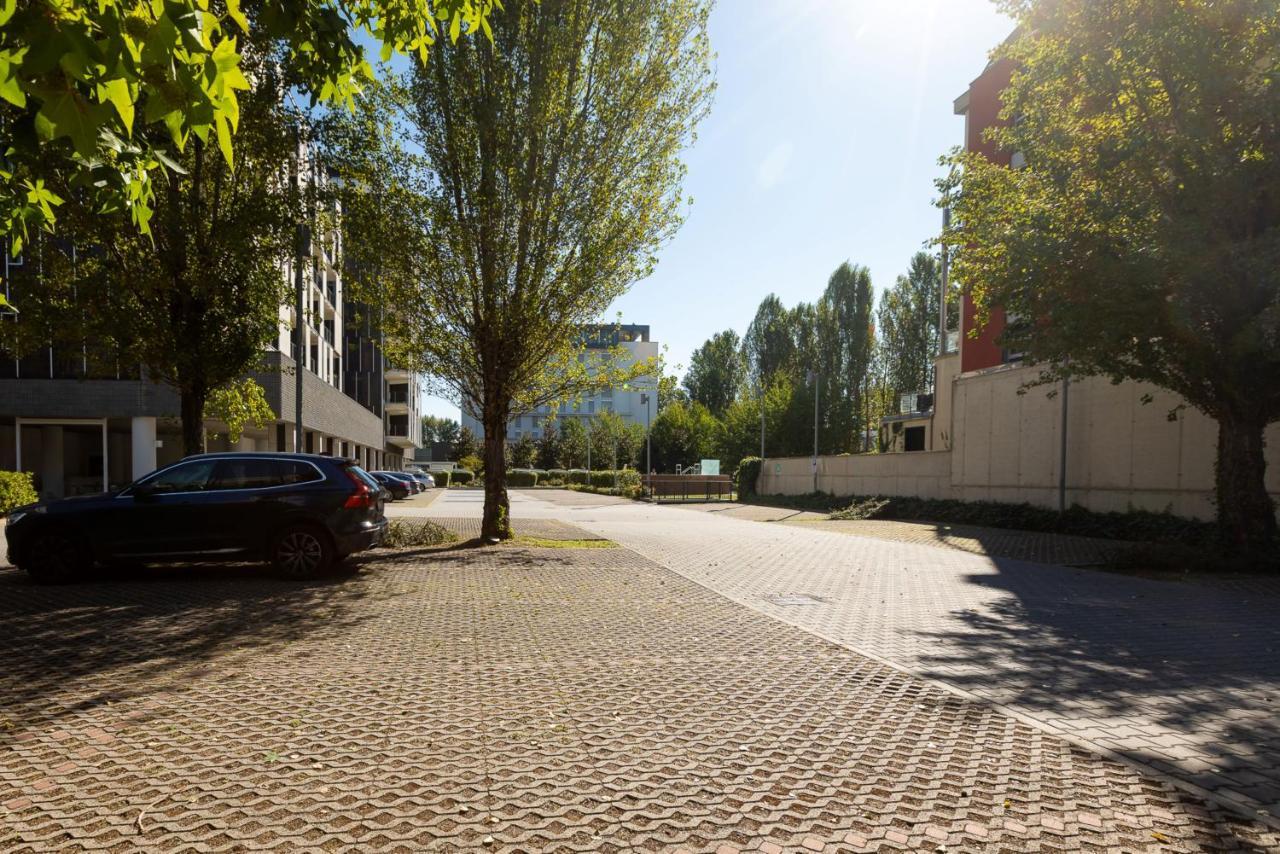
(342, 468), (375, 509)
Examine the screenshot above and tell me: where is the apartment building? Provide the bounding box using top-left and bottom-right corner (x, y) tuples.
(0, 146), (420, 500)
(461, 324), (660, 442)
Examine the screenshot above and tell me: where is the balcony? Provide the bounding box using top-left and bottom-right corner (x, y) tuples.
(386, 382), (410, 415)
(385, 364), (410, 383)
(386, 414), (416, 448)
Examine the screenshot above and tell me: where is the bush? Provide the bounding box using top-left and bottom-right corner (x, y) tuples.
(381, 520), (457, 548)
(452, 469), (475, 485)
(547, 469), (568, 481)
(566, 469), (588, 485)
(507, 469), (539, 487)
(0, 471), (38, 515)
(589, 470), (617, 489)
(458, 454), (483, 477)
(736, 457), (762, 499)
(430, 470), (450, 487)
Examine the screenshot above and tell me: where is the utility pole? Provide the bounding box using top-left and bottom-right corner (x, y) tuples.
(807, 370), (819, 493)
(758, 382), (765, 459)
(1059, 371), (1070, 512)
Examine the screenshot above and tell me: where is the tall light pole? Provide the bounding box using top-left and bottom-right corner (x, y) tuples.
(806, 369), (819, 493)
(641, 390), (652, 477)
(757, 381), (765, 460)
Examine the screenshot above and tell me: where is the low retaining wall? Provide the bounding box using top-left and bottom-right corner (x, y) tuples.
(758, 452), (953, 499)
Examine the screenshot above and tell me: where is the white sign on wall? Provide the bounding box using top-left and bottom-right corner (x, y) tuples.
(700, 459), (720, 476)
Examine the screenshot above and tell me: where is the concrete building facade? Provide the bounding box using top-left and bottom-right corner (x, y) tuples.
(0, 145), (420, 500)
(460, 324), (660, 443)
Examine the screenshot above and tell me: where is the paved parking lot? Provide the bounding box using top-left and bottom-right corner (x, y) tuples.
(2, 489), (1278, 851)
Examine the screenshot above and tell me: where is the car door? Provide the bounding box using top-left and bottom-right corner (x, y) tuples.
(206, 459), (326, 555)
(107, 459), (219, 557)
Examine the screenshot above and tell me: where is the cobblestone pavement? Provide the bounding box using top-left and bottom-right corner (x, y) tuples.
(416, 490), (1280, 824)
(3, 544), (1279, 852)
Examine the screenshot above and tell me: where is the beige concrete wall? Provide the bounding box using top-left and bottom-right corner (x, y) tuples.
(931, 353), (960, 451)
(949, 364), (1280, 520)
(758, 451), (953, 499)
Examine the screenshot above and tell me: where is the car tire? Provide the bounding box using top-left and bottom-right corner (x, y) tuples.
(270, 524), (334, 580)
(22, 528), (89, 584)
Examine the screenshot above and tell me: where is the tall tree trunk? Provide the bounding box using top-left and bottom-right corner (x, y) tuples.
(179, 386), (207, 457)
(1215, 410), (1276, 552)
(481, 412), (511, 541)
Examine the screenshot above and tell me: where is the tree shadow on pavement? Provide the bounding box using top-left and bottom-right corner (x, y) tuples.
(913, 559), (1280, 806)
(0, 563), (376, 737)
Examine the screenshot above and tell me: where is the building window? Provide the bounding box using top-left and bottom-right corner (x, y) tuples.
(904, 426), (926, 452)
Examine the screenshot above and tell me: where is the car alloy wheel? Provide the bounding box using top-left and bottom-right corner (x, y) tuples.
(273, 527), (331, 579)
(26, 531), (86, 584)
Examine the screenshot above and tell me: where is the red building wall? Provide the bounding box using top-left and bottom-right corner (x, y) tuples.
(959, 58), (1014, 374)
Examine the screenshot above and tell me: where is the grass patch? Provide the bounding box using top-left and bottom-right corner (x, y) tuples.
(381, 520), (458, 548)
(511, 535), (617, 549)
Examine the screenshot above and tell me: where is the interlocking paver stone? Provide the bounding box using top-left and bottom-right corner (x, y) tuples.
(2, 527), (1277, 851)
(423, 489), (1280, 823)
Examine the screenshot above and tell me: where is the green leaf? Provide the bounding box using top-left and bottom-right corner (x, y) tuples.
(214, 112), (233, 168)
(450, 12), (461, 43)
(0, 0), (15, 27)
(0, 49), (26, 108)
(98, 78), (134, 132)
(37, 90), (102, 159)
(225, 0), (249, 32)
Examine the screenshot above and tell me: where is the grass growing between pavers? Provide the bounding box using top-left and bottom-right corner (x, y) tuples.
(509, 535), (617, 549)
(380, 520), (458, 548)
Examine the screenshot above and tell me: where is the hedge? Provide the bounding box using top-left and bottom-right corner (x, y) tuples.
(586, 470), (641, 491)
(566, 469), (588, 485)
(0, 471), (38, 516)
(547, 469), (568, 481)
(430, 470), (450, 487)
(736, 457), (762, 499)
(452, 469), (475, 485)
(507, 469), (539, 487)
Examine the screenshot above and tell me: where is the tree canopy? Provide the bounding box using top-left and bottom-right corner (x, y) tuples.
(940, 0), (1280, 549)
(334, 0), (713, 538)
(0, 0), (498, 255)
(683, 330), (745, 417)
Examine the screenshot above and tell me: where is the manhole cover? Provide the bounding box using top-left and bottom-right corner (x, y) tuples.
(761, 594), (827, 607)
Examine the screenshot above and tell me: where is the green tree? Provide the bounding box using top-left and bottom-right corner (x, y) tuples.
(453, 426), (479, 462)
(657, 374), (688, 412)
(683, 330), (745, 417)
(742, 294), (796, 388)
(421, 414), (462, 445)
(0, 0), (498, 251)
(820, 262), (875, 450)
(940, 0), (1280, 550)
(535, 416), (563, 469)
(876, 252), (946, 399)
(648, 400), (721, 472)
(1, 35), (298, 455)
(508, 432), (537, 469)
(558, 418), (588, 469)
(362, 0), (712, 539)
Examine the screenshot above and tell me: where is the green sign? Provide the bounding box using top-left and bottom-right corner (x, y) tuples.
(700, 459), (720, 476)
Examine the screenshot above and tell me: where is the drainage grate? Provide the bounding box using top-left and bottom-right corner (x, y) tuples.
(760, 594), (827, 607)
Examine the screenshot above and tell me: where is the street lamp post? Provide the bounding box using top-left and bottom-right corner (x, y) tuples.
(807, 369), (819, 493)
(641, 390), (653, 494)
(757, 381), (765, 460)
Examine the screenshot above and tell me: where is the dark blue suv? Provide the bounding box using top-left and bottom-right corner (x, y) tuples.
(4, 453), (388, 583)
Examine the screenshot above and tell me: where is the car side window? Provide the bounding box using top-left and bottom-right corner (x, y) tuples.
(140, 461), (217, 494)
(210, 459), (324, 490)
(211, 459), (282, 490)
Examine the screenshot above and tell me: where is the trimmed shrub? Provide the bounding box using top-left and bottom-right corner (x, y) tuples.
(507, 469), (539, 487)
(736, 457), (762, 499)
(452, 469), (475, 486)
(566, 469), (588, 485)
(615, 470), (641, 493)
(430, 470), (450, 487)
(588, 470), (616, 489)
(547, 469), (568, 481)
(0, 471), (38, 515)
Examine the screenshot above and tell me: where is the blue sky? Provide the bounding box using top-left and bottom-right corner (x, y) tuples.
(422, 0), (1014, 420)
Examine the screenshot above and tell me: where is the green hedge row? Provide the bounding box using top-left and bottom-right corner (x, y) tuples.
(507, 469), (539, 487)
(452, 469), (475, 485)
(736, 457), (762, 499)
(0, 471), (38, 515)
